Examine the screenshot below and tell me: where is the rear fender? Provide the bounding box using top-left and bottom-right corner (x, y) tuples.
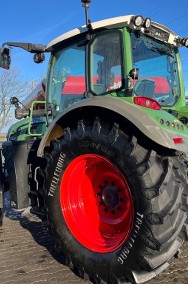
(37, 96), (188, 157)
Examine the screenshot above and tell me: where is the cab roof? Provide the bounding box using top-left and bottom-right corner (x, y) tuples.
(46, 15), (133, 50)
(46, 15), (178, 50)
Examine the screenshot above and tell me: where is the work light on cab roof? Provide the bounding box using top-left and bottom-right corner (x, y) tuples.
(131, 15), (151, 29)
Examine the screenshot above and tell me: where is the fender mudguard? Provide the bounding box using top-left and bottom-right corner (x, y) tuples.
(37, 96), (188, 157)
(2, 140), (34, 209)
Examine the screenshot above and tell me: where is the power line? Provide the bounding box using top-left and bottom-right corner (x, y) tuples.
(165, 12), (188, 25)
(147, 0), (177, 17)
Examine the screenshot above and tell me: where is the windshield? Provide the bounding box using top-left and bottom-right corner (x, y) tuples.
(131, 32), (180, 107)
(47, 44), (85, 117)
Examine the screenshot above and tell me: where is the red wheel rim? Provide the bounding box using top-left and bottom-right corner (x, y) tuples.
(60, 154), (134, 253)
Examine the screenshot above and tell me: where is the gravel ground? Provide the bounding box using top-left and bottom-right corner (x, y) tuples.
(0, 193), (187, 284)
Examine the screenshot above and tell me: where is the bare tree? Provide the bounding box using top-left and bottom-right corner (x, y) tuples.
(0, 67), (34, 134)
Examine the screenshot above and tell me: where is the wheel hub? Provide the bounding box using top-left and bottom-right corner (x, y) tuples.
(61, 153), (134, 253)
(101, 185), (119, 209)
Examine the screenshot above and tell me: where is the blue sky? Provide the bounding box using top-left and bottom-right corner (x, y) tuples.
(1, 0), (188, 91)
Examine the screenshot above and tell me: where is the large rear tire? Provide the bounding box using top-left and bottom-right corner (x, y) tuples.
(44, 118), (187, 284)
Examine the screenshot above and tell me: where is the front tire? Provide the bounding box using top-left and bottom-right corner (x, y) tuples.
(44, 118), (187, 283)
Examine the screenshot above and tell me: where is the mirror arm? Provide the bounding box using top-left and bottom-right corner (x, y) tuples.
(3, 42), (46, 53)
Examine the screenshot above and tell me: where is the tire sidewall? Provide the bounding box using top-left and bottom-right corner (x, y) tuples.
(46, 127), (149, 277)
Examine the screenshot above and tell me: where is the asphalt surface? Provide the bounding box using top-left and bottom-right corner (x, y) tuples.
(0, 193), (188, 284)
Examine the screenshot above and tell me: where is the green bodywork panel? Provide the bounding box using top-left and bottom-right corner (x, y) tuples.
(7, 118), (30, 141)
(120, 96), (188, 135)
(7, 117), (46, 141)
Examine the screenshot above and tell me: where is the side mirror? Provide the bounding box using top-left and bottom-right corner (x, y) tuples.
(129, 68), (139, 80)
(10, 96), (19, 106)
(0, 47), (11, 69)
(125, 68), (139, 94)
(10, 96), (29, 119)
(15, 108), (30, 120)
(33, 52), (45, 63)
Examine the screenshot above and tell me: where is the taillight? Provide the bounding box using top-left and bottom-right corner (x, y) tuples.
(134, 96), (161, 110)
(173, 137), (183, 144)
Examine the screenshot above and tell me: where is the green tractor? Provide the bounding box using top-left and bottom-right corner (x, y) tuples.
(0, 1), (188, 283)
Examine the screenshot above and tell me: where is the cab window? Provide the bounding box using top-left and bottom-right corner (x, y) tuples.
(89, 31), (123, 95)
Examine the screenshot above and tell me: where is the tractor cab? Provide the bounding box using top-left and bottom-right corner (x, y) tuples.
(43, 14), (188, 121)
(1, 12), (188, 124)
